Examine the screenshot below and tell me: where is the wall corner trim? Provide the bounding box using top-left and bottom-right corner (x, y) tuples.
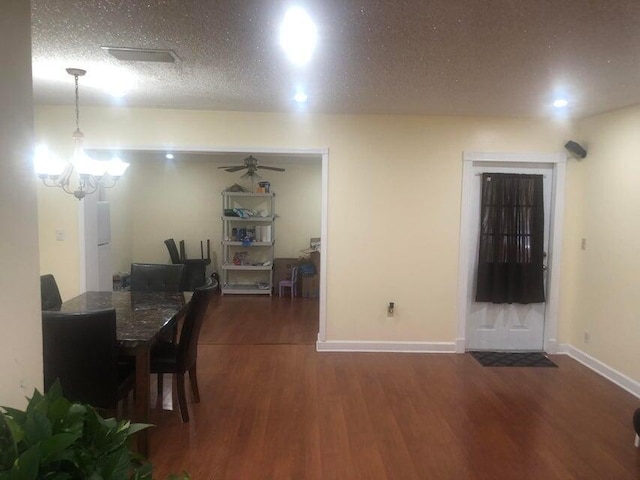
(557, 344), (640, 399)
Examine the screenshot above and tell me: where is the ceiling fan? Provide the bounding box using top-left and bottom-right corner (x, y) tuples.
(218, 155), (285, 179)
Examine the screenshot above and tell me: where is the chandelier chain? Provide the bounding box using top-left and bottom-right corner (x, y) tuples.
(74, 74), (80, 132)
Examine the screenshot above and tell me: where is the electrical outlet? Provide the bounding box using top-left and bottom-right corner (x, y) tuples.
(584, 331), (591, 344)
(581, 238), (587, 250)
(387, 302), (395, 317)
(55, 229), (65, 241)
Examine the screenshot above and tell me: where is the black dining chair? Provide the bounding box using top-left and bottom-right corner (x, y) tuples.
(130, 263), (185, 292)
(40, 274), (62, 310)
(42, 308), (135, 410)
(164, 238), (211, 291)
(151, 279), (218, 422)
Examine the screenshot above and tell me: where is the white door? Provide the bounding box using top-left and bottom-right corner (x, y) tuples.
(466, 161), (552, 351)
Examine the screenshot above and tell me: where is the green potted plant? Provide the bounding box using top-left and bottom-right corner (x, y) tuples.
(0, 381), (188, 479)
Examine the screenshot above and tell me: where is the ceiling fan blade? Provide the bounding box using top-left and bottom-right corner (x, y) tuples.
(219, 165), (247, 172)
(257, 166), (286, 172)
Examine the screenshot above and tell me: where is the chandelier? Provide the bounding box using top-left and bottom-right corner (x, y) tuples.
(34, 68), (129, 200)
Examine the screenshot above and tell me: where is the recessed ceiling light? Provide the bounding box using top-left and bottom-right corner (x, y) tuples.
(101, 46), (179, 63)
(294, 91), (308, 103)
(165, 153), (174, 160)
(280, 7), (317, 65)
(110, 87), (128, 100)
(553, 99), (569, 108)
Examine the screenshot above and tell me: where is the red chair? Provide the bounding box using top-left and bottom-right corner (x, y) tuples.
(278, 266), (299, 298)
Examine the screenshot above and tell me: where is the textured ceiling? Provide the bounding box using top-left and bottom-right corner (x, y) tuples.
(31, 0), (640, 118)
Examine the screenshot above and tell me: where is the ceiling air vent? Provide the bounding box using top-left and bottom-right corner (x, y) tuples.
(101, 46), (178, 63)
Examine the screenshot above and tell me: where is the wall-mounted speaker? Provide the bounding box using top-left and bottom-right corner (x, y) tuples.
(565, 140), (587, 159)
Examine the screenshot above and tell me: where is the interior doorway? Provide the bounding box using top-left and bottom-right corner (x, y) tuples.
(456, 152), (566, 354)
(82, 146), (329, 344)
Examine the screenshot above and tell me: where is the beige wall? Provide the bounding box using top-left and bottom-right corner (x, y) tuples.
(105, 158), (321, 275)
(561, 105), (640, 381)
(0, 0), (42, 408)
(36, 106), (573, 345)
(34, 106), (83, 301)
(36, 185), (82, 301)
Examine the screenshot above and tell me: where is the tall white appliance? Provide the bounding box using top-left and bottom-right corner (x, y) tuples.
(96, 201), (112, 291)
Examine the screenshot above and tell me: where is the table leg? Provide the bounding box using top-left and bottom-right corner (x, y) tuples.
(134, 346), (150, 457)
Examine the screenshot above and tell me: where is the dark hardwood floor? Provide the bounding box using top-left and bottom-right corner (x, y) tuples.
(147, 295), (640, 479)
(199, 295), (319, 345)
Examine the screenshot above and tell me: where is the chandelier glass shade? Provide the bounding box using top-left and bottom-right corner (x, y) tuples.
(33, 68), (129, 200)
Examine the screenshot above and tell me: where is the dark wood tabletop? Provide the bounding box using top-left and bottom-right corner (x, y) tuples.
(58, 291), (188, 348)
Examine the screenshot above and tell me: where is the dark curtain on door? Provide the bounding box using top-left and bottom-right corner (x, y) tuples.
(475, 173), (545, 304)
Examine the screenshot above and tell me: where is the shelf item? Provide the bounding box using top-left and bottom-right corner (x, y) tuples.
(222, 216), (275, 222)
(222, 241), (274, 247)
(220, 284), (272, 295)
(221, 192), (275, 295)
(221, 263), (272, 271)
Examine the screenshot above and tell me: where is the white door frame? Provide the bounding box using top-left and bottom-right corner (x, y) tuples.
(455, 151), (566, 354)
(79, 145), (329, 343)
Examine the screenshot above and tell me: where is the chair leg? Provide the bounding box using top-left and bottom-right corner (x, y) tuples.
(635, 434), (639, 448)
(188, 366), (200, 403)
(176, 373), (189, 422)
(156, 373), (164, 406)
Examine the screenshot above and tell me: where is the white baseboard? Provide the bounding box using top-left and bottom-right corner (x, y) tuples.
(557, 344), (640, 399)
(316, 340), (456, 353)
(315, 340), (640, 399)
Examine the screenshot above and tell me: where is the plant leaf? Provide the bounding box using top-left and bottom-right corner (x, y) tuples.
(45, 380), (64, 402)
(24, 410), (52, 446)
(25, 390), (43, 413)
(1, 407), (26, 425)
(40, 432), (81, 461)
(126, 423), (154, 436)
(11, 445), (40, 480)
(47, 396), (72, 430)
(59, 403), (86, 438)
(2, 414), (24, 445)
(0, 414), (19, 470)
(130, 461), (153, 480)
(95, 447), (130, 480)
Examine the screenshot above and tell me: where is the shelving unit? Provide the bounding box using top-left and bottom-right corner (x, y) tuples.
(221, 191), (275, 295)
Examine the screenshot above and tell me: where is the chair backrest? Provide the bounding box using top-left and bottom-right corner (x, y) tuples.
(42, 308), (119, 408)
(291, 266), (299, 283)
(178, 282), (218, 370)
(130, 263), (185, 292)
(164, 239), (181, 264)
(40, 274), (62, 310)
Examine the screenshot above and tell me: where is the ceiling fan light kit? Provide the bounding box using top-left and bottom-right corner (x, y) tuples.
(218, 155), (284, 192)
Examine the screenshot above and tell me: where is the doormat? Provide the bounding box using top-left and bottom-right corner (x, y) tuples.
(470, 351), (558, 368)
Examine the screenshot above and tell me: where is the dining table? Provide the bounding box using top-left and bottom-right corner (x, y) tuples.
(57, 290), (191, 456)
